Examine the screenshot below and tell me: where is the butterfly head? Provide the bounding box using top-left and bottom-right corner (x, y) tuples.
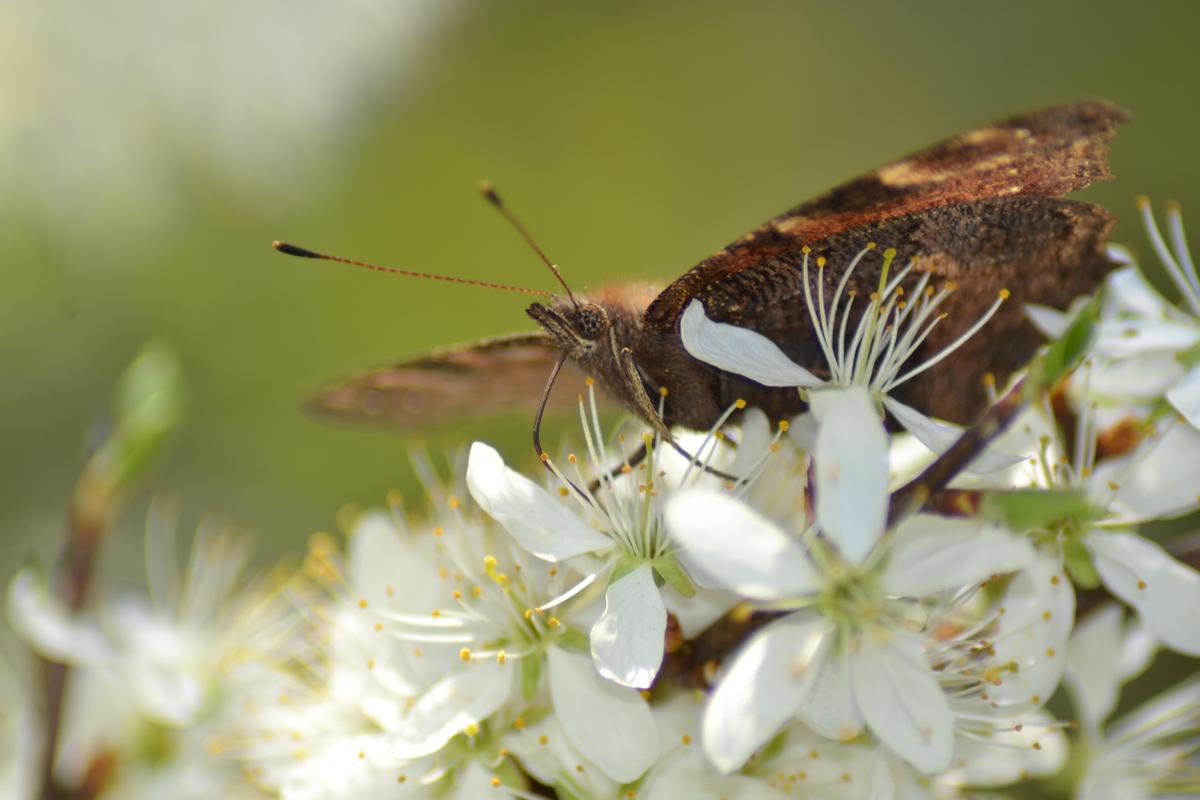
(527, 300), (611, 359)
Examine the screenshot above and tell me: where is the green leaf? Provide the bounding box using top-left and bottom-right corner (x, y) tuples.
(981, 489), (1093, 532)
(1025, 294), (1100, 396)
(654, 555), (695, 598)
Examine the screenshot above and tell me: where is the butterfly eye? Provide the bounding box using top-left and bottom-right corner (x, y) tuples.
(574, 305), (605, 341)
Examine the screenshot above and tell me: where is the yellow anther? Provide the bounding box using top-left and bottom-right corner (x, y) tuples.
(448, 496), (460, 509)
(459, 648), (472, 662)
(735, 398), (747, 409)
(464, 723), (480, 737)
(778, 419), (790, 432)
(358, 598), (368, 609)
(585, 376), (596, 385)
(801, 245), (812, 254)
(866, 241), (877, 250)
(497, 651), (507, 664)
(547, 616), (560, 628)
(386, 489), (403, 507)
(816, 256), (827, 268)
(998, 288), (1011, 300)
(659, 386), (669, 397)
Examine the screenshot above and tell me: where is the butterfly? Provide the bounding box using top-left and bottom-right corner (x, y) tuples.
(277, 101), (1126, 459)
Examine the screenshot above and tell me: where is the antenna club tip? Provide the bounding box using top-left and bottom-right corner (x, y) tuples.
(274, 241), (319, 258)
(479, 180), (502, 206)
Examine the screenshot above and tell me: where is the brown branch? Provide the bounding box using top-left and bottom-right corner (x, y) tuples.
(887, 378), (1028, 527)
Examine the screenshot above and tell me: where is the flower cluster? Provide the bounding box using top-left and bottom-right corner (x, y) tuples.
(8, 204), (1200, 799)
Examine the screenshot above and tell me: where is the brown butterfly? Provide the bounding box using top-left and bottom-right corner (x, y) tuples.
(276, 101), (1126, 461)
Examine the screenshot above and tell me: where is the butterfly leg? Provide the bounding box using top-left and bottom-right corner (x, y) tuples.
(617, 348), (741, 484)
(586, 440), (649, 494)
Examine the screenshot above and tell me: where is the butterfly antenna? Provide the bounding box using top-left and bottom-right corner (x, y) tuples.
(480, 181), (580, 307)
(272, 241), (551, 297)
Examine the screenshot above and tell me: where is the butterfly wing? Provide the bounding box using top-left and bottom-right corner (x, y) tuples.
(640, 102), (1127, 423)
(308, 332), (595, 428)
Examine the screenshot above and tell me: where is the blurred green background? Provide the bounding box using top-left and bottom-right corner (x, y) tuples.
(4, 0), (1200, 591)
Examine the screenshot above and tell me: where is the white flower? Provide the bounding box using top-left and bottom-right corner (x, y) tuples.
(321, 506), (659, 785)
(1021, 392), (1200, 656)
(665, 386), (1035, 774)
(1030, 199), (1200, 427)
(6, 504), (299, 795)
(679, 244), (1020, 473)
(465, 387), (772, 690)
(1066, 605), (1200, 799)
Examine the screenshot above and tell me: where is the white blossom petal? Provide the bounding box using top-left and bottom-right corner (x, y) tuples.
(795, 635), (863, 741)
(661, 585), (740, 640)
(548, 646), (658, 783)
(1094, 422), (1200, 523)
(590, 565), (666, 689)
(701, 615), (829, 773)
(940, 710), (1066, 788)
(1024, 303), (1071, 339)
(389, 660), (515, 759)
(1089, 351), (1187, 399)
(883, 515), (1033, 596)
(984, 555), (1074, 708)
(6, 568), (109, 665)
(1089, 531), (1200, 656)
(852, 629), (953, 773)
(664, 488), (820, 599)
(1065, 604), (1128, 731)
(812, 387), (888, 565)
(1166, 362), (1200, 430)
(1106, 265), (1171, 317)
(466, 442), (612, 561)
(882, 397), (1024, 474)
(349, 512), (442, 608)
(1095, 316), (1200, 357)
(680, 300), (823, 387)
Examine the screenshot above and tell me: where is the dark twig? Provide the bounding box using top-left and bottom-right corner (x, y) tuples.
(887, 378), (1028, 527)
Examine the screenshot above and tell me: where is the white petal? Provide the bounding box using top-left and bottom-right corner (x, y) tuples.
(465, 442), (612, 561)
(940, 710), (1066, 787)
(680, 299), (823, 387)
(812, 387), (888, 565)
(1023, 303), (1071, 339)
(883, 515), (1033, 596)
(548, 646), (658, 783)
(701, 615), (829, 773)
(6, 568), (109, 664)
(1088, 351), (1186, 398)
(1094, 422), (1200, 523)
(661, 585), (740, 640)
(1095, 316), (1200, 357)
(664, 488), (819, 599)
(795, 636), (863, 741)
(590, 565), (666, 689)
(883, 397), (1025, 474)
(389, 660), (515, 759)
(982, 554), (1074, 709)
(1107, 265), (1173, 316)
(852, 629), (953, 773)
(1167, 362), (1200, 430)
(349, 512), (442, 608)
(1089, 531), (1200, 655)
(1064, 604), (1126, 730)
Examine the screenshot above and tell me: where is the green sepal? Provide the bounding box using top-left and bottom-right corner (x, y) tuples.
(610, 554), (640, 584)
(521, 654), (542, 701)
(981, 489), (1094, 533)
(1063, 536), (1101, 589)
(557, 626), (590, 653)
(1025, 294), (1100, 397)
(654, 555), (695, 598)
